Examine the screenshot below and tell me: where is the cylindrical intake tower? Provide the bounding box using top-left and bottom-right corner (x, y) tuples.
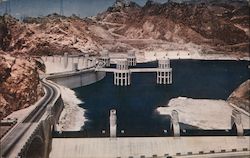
(114, 59), (131, 86)
(157, 58), (172, 84)
(127, 51), (136, 67)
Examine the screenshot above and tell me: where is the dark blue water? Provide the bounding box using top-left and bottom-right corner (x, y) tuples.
(73, 60), (249, 137)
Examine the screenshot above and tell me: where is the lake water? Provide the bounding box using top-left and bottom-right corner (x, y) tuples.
(73, 60), (249, 137)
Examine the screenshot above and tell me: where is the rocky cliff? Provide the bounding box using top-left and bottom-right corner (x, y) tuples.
(228, 80), (250, 113)
(97, 0), (249, 56)
(0, 0), (249, 57)
(0, 53), (44, 119)
(0, 14), (103, 56)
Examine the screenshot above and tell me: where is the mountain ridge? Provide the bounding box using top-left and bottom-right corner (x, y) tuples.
(0, 0), (249, 58)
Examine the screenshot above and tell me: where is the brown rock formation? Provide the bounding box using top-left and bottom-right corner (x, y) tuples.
(97, 0), (249, 55)
(0, 1), (249, 57)
(0, 14), (103, 56)
(228, 80), (250, 113)
(0, 53), (44, 119)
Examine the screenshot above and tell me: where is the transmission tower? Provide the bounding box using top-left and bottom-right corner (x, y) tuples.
(60, 0), (64, 16)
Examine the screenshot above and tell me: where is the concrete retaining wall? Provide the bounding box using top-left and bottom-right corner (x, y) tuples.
(47, 69), (106, 89)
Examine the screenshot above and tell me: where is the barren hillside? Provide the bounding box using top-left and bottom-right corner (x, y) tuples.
(0, 0), (249, 58)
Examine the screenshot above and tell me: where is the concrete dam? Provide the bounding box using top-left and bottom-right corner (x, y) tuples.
(0, 53), (250, 158)
(44, 52), (173, 87)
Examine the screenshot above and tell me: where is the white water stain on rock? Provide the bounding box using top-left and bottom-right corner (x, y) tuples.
(57, 85), (87, 131)
(157, 97), (250, 130)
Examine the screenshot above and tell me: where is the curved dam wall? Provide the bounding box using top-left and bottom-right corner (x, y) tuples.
(47, 69), (106, 89)
(42, 55), (106, 89)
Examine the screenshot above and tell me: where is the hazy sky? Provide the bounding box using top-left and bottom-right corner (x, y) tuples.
(0, 0), (170, 18)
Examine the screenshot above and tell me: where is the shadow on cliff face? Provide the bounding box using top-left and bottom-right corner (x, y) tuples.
(0, 15), (12, 52)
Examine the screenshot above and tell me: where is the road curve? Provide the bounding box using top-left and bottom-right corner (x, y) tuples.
(0, 78), (60, 158)
(0, 57), (101, 157)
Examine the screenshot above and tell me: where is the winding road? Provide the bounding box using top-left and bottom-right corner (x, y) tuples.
(0, 79), (60, 158)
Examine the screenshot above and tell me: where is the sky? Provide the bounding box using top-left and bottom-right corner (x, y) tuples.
(0, 0), (171, 18)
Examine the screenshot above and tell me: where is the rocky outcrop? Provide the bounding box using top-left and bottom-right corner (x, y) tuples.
(0, 1), (249, 57)
(0, 53), (44, 119)
(107, 0), (141, 12)
(0, 14), (103, 56)
(228, 80), (250, 113)
(97, 0), (250, 56)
